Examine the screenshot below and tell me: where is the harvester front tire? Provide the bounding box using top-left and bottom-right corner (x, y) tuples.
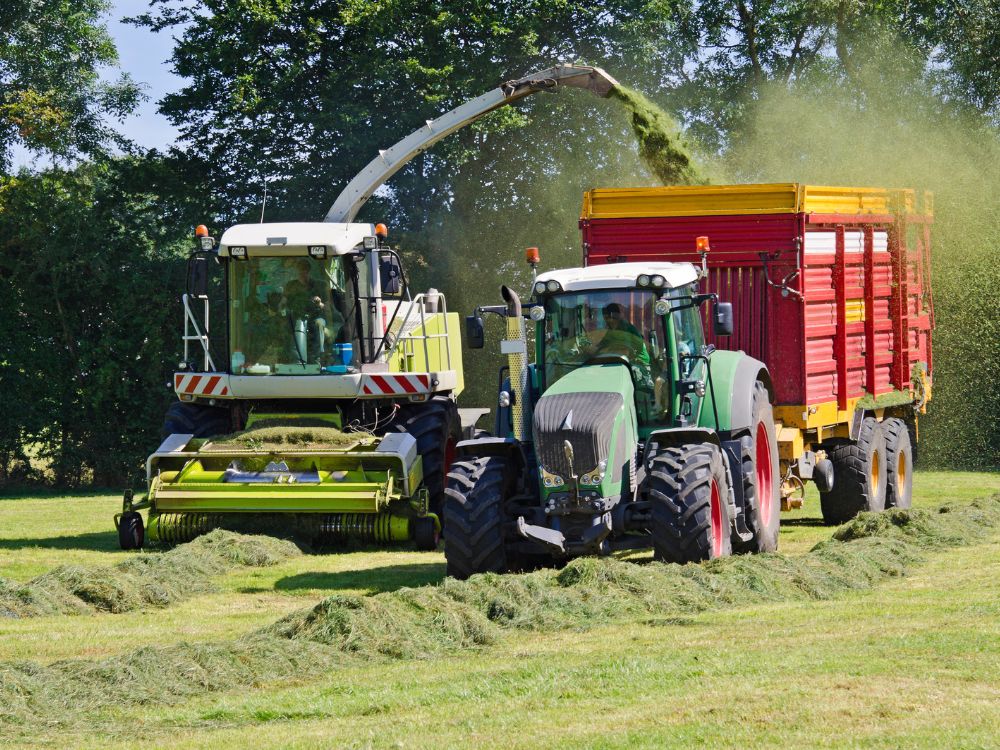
(119, 511), (144, 550)
(161, 401), (231, 441)
(413, 516), (440, 551)
(732, 381), (780, 554)
(883, 418), (913, 509)
(392, 396), (461, 516)
(648, 444), (733, 564)
(820, 417), (887, 525)
(443, 456), (509, 579)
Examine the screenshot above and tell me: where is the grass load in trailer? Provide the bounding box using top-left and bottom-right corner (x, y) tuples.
(580, 183), (933, 521)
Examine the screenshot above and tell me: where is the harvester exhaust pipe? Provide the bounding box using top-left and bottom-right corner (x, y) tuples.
(501, 285), (528, 441)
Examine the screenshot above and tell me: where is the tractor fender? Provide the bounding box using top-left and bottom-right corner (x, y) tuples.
(456, 436), (530, 475)
(702, 351), (773, 435)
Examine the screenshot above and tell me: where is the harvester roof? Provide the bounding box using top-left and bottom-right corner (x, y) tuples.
(218, 222), (377, 257)
(535, 262), (697, 292)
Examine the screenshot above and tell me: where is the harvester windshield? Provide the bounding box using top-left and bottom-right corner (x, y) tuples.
(228, 256), (358, 374)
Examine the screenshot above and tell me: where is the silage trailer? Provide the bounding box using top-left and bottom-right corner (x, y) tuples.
(579, 183), (934, 523)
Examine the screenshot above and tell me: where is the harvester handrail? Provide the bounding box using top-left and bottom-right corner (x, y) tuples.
(182, 293), (216, 372)
(387, 291), (452, 372)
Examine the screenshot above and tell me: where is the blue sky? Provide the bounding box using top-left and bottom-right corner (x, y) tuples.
(13, 0), (186, 168)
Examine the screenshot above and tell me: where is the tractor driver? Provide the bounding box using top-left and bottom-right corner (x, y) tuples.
(595, 303), (651, 368)
(284, 259), (331, 364)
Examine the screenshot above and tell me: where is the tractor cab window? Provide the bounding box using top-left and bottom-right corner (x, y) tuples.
(542, 289), (664, 423)
(672, 299), (705, 378)
(228, 255), (357, 374)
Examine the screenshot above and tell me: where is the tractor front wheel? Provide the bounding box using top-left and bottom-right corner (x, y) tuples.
(443, 456), (510, 579)
(648, 444), (733, 564)
(161, 401), (231, 441)
(820, 417), (887, 525)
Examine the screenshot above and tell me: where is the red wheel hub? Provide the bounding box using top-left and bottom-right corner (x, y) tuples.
(710, 479), (724, 557)
(755, 421), (774, 526)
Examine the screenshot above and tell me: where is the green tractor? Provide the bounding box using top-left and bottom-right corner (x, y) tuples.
(444, 260), (780, 577)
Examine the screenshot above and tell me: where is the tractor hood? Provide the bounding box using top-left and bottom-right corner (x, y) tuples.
(532, 364), (636, 486)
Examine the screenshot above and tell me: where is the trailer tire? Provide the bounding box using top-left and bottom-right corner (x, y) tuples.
(443, 456), (509, 579)
(820, 417), (887, 525)
(161, 401), (231, 441)
(648, 443), (733, 564)
(412, 516), (440, 551)
(119, 511), (144, 550)
(733, 381), (780, 554)
(392, 396), (461, 517)
(883, 418), (913, 509)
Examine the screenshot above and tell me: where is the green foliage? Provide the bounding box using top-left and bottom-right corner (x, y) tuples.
(0, 158), (202, 485)
(0, 0), (141, 169)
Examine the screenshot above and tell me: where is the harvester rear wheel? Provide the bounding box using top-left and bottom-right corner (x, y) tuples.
(413, 516), (440, 551)
(820, 417), (887, 525)
(118, 511), (144, 550)
(732, 381), (780, 554)
(392, 396), (461, 517)
(443, 456), (510, 579)
(161, 401), (231, 440)
(883, 417), (913, 509)
(648, 443), (733, 564)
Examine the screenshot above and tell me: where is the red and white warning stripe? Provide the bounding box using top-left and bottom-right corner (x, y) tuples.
(361, 373), (431, 396)
(174, 373), (230, 397)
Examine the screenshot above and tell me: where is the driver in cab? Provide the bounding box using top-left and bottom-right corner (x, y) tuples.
(595, 303), (650, 369)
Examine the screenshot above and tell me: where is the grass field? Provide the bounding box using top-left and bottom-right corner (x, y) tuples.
(1, 470), (998, 748)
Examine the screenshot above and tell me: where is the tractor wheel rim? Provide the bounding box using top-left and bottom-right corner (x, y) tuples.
(870, 450), (881, 497)
(710, 479), (724, 557)
(896, 451), (906, 493)
(755, 422), (773, 526)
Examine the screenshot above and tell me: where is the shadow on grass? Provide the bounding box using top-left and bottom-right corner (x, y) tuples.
(781, 518), (831, 528)
(268, 562), (446, 595)
(0, 487), (121, 500)
(0, 531), (119, 552)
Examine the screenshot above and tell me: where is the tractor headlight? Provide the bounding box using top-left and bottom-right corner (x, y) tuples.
(637, 274), (651, 287)
(695, 380), (706, 397)
(308, 245), (327, 259)
(534, 281), (547, 295)
(229, 245), (247, 258)
(498, 390), (511, 408)
(199, 236), (215, 251)
(654, 299), (670, 316)
(363, 236), (378, 250)
(545, 279), (562, 293)
(651, 274), (665, 288)
(529, 305), (545, 322)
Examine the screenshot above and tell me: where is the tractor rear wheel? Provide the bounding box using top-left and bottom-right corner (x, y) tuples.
(883, 418), (913, 509)
(119, 511), (144, 550)
(392, 396), (461, 517)
(648, 443), (733, 564)
(161, 401), (231, 441)
(732, 381), (780, 554)
(820, 417), (887, 525)
(443, 456), (510, 579)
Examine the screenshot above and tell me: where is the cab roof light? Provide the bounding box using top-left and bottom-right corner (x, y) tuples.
(375, 223), (388, 238)
(696, 235), (711, 252)
(525, 246), (540, 265)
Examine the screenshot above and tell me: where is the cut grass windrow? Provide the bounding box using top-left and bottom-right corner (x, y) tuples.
(0, 530), (301, 617)
(1, 498), (997, 728)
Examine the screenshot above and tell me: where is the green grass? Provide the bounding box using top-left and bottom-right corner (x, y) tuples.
(0, 470), (998, 747)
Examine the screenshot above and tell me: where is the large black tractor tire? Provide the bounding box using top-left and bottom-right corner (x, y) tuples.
(392, 396), (461, 516)
(648, 444), (733, 564)
(883, 417), (913, 509)
(161, 401), (231, 441)
(820, 417), (888, 525)
(118, 511), (145, 550)
(732, 381), (781, 554)
(443, 456), (510, 579)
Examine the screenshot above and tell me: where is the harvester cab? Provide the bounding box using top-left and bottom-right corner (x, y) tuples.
(116, 220), (465, 551)
(444, 254), (781, 578)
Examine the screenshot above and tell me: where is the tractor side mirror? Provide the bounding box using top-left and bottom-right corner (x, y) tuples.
(714, 301), (734, 336)
(186, 253), (212, 298)
(379, 254), (403, 297)
(465, 315), (485, 349)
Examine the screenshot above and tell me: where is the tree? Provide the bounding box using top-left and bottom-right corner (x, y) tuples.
(0, 0), (142, 171)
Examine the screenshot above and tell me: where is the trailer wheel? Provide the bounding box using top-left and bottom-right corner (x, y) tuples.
(118, 511), (144, 550)
(648, 444), (733, 564)
(883, 418), (913, 509)
(161, 401), (231, 441)
(733, 381), (780, 554)
(443, 456), (510, 579)
(392, 396), (461, 517)
(820, 417), (887, 525)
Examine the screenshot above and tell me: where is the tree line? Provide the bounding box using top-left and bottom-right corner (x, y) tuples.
(2, 0), (998, 485)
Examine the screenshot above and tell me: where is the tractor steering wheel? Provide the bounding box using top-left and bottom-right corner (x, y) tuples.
(582, 353), (632, 368)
